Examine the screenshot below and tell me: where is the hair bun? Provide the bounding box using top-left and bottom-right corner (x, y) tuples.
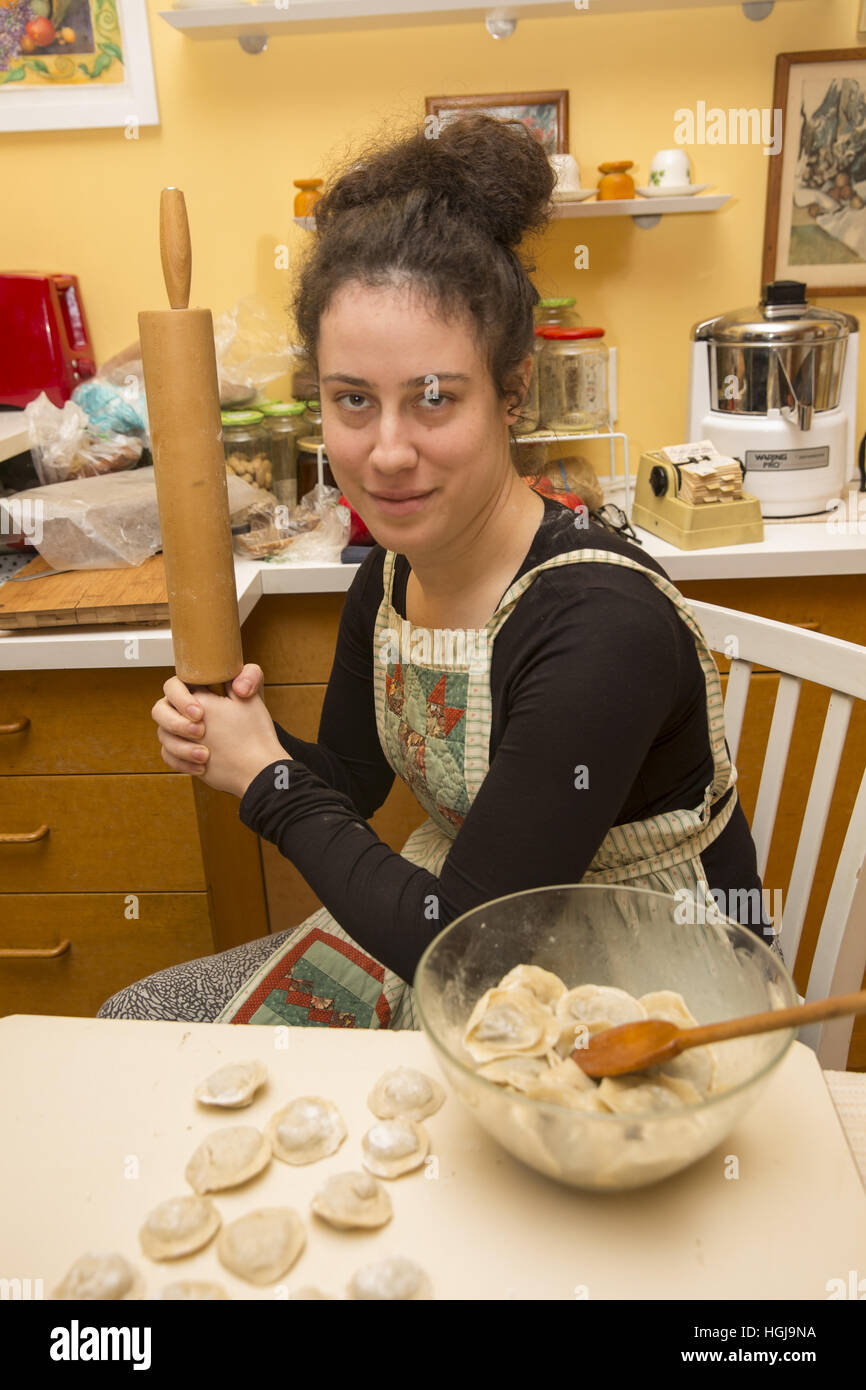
(314, 112), (555, 249)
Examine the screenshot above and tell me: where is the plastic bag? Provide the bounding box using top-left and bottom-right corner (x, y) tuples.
(24, 391), (143, 487)
(212, 295), (297, 403)
(0, 467), (268, 570)
(233, 484), (350, 562)
(73, 369), (150, 442)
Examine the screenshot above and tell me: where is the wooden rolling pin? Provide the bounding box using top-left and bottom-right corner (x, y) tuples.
(138, 188), (244, 690)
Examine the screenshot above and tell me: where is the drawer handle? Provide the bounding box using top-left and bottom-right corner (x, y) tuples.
(0, 939), (71, 959)
(0, 824), (50, 843)
(0, 717), (30, 735)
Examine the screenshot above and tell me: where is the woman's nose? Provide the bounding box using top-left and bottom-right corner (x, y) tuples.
(368, 410), (418, 472)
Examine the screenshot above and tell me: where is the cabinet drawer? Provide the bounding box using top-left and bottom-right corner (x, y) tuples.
(0, 775), (206, 892)
(242, 594), (345, 684)
(0, 668), (173, 775)
(0, 892), (214, 1018)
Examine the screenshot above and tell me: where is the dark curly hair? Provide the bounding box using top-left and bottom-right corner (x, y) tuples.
(290, 113), (555, 430)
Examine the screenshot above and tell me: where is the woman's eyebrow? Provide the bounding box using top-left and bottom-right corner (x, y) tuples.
(320, 372), (471, 388)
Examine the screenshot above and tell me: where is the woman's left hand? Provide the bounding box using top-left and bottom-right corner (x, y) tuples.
(185, 684), (288, 800)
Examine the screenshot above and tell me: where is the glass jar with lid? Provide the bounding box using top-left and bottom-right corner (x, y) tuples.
(258, 401), (306, 506)
(534, 297), (583, 331)
(303, 398), (323, 436)
(297, 436), (337, 500)
(537, 328), (609, 433)
(221, 410), (272, 489)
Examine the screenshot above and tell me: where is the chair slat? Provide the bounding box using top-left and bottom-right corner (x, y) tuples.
(777, 691), (854, 966)
(799, 763), (866, 1067)
(750, 674), (801, 879)
(722, 659), (752, 763)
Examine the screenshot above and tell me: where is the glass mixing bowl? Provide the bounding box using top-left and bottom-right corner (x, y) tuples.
(414, 883), (798, 1191)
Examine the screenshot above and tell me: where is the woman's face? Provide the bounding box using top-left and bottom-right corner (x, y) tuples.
(316, 280), (526, 558)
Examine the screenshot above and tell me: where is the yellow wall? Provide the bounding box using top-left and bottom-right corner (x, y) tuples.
(2, 0), (862, 468)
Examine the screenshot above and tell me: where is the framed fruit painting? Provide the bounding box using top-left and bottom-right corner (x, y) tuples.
(0, 0), (158, 130)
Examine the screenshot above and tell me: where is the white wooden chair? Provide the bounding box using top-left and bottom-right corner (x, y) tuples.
(684, 600), (866, 1070)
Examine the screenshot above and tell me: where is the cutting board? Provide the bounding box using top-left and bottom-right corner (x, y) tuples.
(1, 1016), (864, 1300)
(0, 554), (169, 629)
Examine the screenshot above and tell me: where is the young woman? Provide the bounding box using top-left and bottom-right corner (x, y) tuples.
(98, 115), (775, 1028)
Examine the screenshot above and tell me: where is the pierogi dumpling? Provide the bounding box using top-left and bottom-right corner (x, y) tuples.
(497, 964), (567, 1009)
(185, 1125), (271, 1194)
(267, 1097), (347, 1166)
(348, 1256), (433, 1301)
(139, 1194), (221, 1261)
(477, 1054), (551, 1091)
(194, 1060), (267, 1109)
(159, 1281), (229, 1300)
(53, 1252), (142, 1301)
(639, 990), (699, 1029)
(463, 986), (560, 1063)
(597, 1072), (702, 1115)
(555, 985), (647, 1055)
(217, 1208), (306, 1286)
(312, 1171), (393, 1230)
(367, 1066), (445, 1123)
(522, 1055), (603, 1107)
(361, 1118), (429, 1178)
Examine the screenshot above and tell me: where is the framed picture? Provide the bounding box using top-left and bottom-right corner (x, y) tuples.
(0, 0), (158, 132)
(424, 91), (569, 154)
(763, 48), (866, 296)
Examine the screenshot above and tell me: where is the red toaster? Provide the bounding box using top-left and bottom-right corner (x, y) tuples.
(0, 272), (96, 409)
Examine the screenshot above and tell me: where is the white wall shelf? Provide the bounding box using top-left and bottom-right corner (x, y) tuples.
(294, 194), (731, 232)
(161, 0), (804, 49)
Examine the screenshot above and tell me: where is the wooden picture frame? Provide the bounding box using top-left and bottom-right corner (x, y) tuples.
(424, 91), (569, 154)
(762, 48), (866, 297)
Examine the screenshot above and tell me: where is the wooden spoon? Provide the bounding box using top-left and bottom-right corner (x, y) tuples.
(570, 989), (866, 1079)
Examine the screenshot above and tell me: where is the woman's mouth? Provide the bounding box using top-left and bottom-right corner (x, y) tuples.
(368, 489), (434, 517)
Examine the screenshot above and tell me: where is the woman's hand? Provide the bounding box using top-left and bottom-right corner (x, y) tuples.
(152, 664), (288, 799)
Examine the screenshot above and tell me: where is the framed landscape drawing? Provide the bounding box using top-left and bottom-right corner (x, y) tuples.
(763, 48), (866, 296)
(424, 91), (569, 154)
(0, 0), (158, 132)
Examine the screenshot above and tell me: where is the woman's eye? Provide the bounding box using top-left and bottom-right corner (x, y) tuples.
(419, 393), (451, 410)
(338, 393), (369, 410)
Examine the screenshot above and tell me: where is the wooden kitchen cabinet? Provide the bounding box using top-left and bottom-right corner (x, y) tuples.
(676, 573), (866, 1069)
(0, 893), (213, 1018)
(0, 667), (215, 1019)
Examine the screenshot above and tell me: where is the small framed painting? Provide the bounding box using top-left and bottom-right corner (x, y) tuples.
(424, 91), (569, 154)
(0, 0), (158, 132)
(762, 48), (866, 296)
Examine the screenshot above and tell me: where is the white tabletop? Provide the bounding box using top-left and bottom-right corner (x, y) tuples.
(1, 1015), (864, 1300)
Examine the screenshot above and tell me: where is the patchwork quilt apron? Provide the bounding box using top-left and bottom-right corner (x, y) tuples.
(215, 548), (743, 1029)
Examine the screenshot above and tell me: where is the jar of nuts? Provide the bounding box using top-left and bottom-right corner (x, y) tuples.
(258, 401), (306, 508)
(221, 410), (273, 492)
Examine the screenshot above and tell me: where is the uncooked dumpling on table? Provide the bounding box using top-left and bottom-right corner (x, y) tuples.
(217, 1207), (306, 1286)
(139, 1194), (221, 1261)
(185, 1125), (271, 1194)
(348, 1256), (433, 1300)
(267, 1097), (347, 1166)
(53, 1252), (143, 1300)
(367, 1066), (445, 1123)
(361, 1118), (429, 1178)
(463, 985), (560, 1063)
(194, 1060), (268, 1109)
(311, 1171), (393, 1229)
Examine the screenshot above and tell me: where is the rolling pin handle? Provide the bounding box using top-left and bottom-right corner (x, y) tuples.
(160, 187), (192, 312)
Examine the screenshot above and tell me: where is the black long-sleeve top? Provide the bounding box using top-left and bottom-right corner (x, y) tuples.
(238, 496), (768, 982)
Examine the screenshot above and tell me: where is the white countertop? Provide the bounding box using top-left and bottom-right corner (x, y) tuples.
(1, 513), (864, 671)
(0, 410), (29, 465)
